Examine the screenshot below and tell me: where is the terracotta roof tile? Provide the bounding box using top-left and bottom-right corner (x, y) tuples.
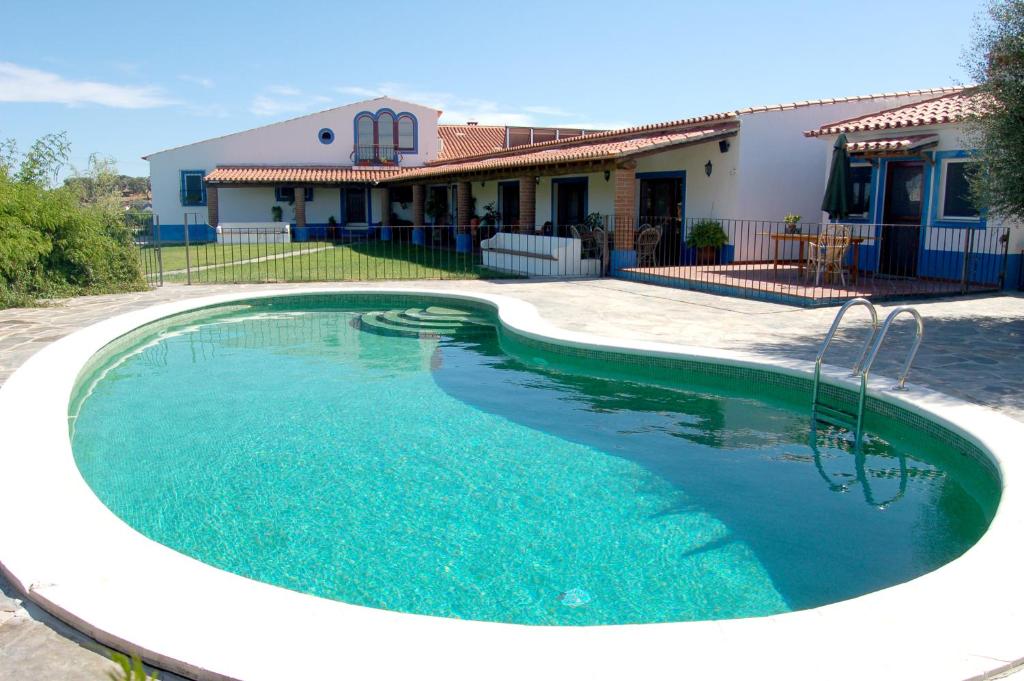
(205, 166), (403, 184)
(437, 125), (506, 160)
(844, 135), (939, 153)
(433, 86), (962, 164)
(398, 125), (738, 181)
(807, 89), (986, 136)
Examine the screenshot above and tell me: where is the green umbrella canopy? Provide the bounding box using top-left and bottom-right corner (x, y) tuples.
(821, 133), (852, 220)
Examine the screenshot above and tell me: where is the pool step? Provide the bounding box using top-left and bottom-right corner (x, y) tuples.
(353, 307), (492, 339)
(812, 403), (858, 431)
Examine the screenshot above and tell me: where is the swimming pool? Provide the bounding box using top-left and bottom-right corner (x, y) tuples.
(68, 294), (999, 626)
(3, 287), (1021, 680)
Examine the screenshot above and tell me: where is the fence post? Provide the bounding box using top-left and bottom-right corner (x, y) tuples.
(155, 215), (164, 287)
(960, 227), (973, 294)
(183, 212), (192, 285)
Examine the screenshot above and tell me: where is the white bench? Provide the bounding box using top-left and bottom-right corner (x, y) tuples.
(479, 233), (602, 277)
(217, 223), (291, 244)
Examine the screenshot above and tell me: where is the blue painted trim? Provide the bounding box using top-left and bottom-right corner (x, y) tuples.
(151, 223), (216, 243)
(274, 186), (314, 203)
(317, 127), (335, 145)
(180, 170), (207, 206)
(843, 161), (873, 224)
(636, 170), (687, 260)
(551, 176), (589, 228)
(610, 249), (637, 271)
(352, 108), (419, 156)
(930, 150), (986, 228)
(340, 185), (369, 226)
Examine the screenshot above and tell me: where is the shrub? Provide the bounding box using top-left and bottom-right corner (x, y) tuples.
(0, 134), (146, 308)
(685, 220), (729, 249)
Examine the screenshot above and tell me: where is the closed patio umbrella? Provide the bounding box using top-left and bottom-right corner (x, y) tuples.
(821, 133), (851, 220)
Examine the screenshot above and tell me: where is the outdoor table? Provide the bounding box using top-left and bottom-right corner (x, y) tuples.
(761, 232), (873, 284)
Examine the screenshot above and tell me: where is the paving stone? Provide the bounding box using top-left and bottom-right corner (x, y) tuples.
(1, 280), (1023, 676)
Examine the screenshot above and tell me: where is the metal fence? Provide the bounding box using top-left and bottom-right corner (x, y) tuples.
(612, 216), (1011, 306)
(131, 212), (1011, 306)
(131, 215), (609, 285)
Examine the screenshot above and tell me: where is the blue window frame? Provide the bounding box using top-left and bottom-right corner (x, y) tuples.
(318, 128), (335, 145)
(275, 186), (314, 203)
(929, 150), (986, 228)
(180, 170), (207, 206)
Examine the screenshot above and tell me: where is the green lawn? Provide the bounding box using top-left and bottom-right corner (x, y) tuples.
(158, 241), (519, 283)
(142, 241), (317, 273)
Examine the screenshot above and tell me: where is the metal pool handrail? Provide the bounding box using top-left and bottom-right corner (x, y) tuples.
(856, 306), (926, 435)
(811, 297), (879, 412)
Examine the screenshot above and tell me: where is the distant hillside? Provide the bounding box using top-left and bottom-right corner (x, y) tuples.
(63, 174), (151, 210)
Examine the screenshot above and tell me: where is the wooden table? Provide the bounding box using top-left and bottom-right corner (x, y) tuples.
(762, 233), (873, 284)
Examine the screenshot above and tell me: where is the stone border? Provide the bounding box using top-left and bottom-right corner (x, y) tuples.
(1, 286), (1022, 681)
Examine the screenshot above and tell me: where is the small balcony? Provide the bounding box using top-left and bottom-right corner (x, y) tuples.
(351, 144), (402, 166)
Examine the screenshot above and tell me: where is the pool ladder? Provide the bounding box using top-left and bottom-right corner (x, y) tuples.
(811, 298), (925, 441)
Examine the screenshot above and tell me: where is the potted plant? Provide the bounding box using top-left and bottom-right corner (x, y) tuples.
(685, 220), (728, 265)
(271, 205), (283, 222)
(784, 213), (801, 234)
(583, 212), (605, 232)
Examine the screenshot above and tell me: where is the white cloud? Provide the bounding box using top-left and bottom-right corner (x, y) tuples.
(0, 62), (175, 108)
(249, 87), (332, 117)
(179, 75), (215, 89)
(266, 85), (302, 97)
(335, 83), (629, 130)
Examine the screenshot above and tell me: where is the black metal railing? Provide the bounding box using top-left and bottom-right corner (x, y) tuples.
(610, 216), (1010, 306)
(351, 144), (402, 165)
(133, 214), (1010, 305)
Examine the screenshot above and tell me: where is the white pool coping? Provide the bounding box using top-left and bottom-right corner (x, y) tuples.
(1, 286), (1023, 681)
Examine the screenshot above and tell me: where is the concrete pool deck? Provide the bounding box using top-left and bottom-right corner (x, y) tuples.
(1, 279), (1023, 679)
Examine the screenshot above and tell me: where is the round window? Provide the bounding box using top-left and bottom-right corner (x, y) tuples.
(318, 128), (335, 145)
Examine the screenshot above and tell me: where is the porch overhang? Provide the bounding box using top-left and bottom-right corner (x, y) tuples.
(204, 166), (403, 186)
(844, 134), (939, 158)
(385, 124), (740, 185)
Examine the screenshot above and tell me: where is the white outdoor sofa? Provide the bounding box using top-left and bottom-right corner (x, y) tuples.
(479, 233), (602, 277)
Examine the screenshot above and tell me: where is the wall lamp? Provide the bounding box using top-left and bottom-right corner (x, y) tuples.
(705, 160), (713, 177)
(719, 139), (730, 154)
(604, 170), (611, 181)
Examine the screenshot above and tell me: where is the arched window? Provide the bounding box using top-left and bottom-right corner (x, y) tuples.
(354, 110), (417, 162)
(397, 114), (415, 152)
(377, 111), (396, 162)
(358, 112), (378, 159)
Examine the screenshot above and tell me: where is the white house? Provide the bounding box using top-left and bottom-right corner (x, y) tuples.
(146, 86), (1022, 284)
(806, 88), (1021, 287)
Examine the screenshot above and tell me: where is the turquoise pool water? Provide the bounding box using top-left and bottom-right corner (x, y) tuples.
(70, 296), (999, 625)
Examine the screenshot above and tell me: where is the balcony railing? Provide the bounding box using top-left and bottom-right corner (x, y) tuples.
(351, 144), (402, 166)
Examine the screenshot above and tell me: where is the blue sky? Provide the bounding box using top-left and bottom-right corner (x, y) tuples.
(1, 0), (983, 178)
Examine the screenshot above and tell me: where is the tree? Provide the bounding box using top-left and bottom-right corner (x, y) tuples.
(964, 0), (1024, 221)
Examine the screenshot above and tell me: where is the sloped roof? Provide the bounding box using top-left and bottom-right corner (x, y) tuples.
(396, 125), (738, 181)
(845, 135), (939, 153)
(431, 86), (962, 165)
(143, 96), (442, 159)
(205, 166), (403, 184)
(437, 125), (507, 160)
(807, 89), (985, 137)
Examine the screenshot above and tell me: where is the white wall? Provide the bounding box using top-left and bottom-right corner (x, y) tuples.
(147, 97), (441, 225)
(635, 140), (739, 221)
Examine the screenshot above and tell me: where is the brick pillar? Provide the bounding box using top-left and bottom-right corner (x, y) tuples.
(206, 184), (219, 227)
(456, 181), (472, 229)
(412, 184), (425, 225)
(518, 176), (536, 232)
(612, 163), (637, 250)
(294, 186), (306, 228)
(382, 187), (392, 226)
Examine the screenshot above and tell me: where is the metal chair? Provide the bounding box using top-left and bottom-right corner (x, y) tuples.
(807, 225), (852, 287)
(635, 226), (661, 267)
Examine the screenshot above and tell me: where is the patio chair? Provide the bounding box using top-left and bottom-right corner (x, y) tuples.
(636, 226), (661, 267)
(570, 224), (600, 259)
(589, 227), (606, 261)
(807, 225), (852, 287)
